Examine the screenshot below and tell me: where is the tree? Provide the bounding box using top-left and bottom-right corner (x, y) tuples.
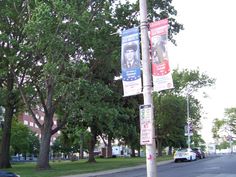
(0, 0), (29, 168)
(191, 133), (205, 148)
(212, 118), (226, 143)
(10, 119), (39, 158)
(14, 1), (89, 169)
(212, 108), (236, 143)
(154, 93), (186, 155)
(225, 108), (236, 134)
(216, 141), (230, 150)
(153, 68), (215, 155)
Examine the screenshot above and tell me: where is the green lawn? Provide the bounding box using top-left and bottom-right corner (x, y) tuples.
(5, 156), (172, 177)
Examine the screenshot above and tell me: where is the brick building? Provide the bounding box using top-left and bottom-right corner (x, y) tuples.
(18, 108), (60, 145)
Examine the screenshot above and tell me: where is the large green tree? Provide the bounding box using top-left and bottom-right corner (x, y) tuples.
(0, 0), (30, 168)
(154, 93), (186, 155)
(15, 1), (90, 169)
(153, 68), (215, 155)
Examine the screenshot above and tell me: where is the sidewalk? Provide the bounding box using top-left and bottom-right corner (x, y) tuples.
(61, 160), (173, 177)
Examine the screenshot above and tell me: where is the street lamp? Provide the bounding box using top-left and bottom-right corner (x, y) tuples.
(187, 92), (191, 149)
(186, 88), (193, 149)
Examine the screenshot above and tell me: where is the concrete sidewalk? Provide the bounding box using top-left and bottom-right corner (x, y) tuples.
(61, 160), (173, 177)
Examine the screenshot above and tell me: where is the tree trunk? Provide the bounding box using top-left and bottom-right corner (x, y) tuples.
(36, 127), (52, 170)
(0, 106), (14, 168)
(0, 74), (15, 168)
(36, 76), (55, 169)
(79, 133), (84, 159)
(107, 136), (112, 158)
(36, 113), (53, 170)
(131, 147), (135, 157)
(157, 138), (163, 156)
(87, 129), (96, 163)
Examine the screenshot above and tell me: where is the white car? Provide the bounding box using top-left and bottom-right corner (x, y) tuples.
(174, 148), (197, 162)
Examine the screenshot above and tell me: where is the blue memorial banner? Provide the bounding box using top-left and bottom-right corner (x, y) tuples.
(121, 27), (142, 97)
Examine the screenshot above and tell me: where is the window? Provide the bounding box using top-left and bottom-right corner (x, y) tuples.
(30, 122), (34, 127)
(24, 120), (28, 125)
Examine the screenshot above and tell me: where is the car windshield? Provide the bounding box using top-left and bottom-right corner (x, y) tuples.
(177, 149), (188, 152)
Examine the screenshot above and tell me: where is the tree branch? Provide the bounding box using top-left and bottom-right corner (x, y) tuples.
(12, 70), (42, 129)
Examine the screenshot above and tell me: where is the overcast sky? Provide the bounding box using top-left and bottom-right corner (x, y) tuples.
(169, 0), (236, 143)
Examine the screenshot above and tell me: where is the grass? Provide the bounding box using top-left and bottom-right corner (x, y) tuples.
(4, 156), (172, 177)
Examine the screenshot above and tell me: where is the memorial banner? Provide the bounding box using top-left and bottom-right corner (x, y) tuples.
(121, 27), (142, 97)
(150, 19), (174, 92)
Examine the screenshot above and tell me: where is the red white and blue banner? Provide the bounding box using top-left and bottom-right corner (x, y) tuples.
(150, 19), (174, 92)
(121, 27), (142, 97)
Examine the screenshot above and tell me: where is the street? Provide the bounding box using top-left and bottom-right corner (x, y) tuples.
(94, 154), (236, 177)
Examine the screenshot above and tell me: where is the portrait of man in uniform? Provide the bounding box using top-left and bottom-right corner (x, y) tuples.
(122, 42), (140, 69)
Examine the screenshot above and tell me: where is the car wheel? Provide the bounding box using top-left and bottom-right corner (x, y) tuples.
(189, 156), (192, 161)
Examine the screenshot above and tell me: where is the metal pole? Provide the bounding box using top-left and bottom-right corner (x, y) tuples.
(187, 93), (190, 149)
(139, 0), (157, 176)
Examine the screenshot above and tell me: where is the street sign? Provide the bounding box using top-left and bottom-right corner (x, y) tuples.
(184, 123), (193, 136)
(139, 104), (153, 145)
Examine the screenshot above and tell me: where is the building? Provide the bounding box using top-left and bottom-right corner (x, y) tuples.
(18, 108), (60, 145)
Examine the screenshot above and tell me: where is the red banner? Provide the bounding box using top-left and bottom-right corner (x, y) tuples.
(150, 19), (174, 92)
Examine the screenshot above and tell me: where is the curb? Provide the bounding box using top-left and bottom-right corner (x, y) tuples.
(61, 160), (173, 177)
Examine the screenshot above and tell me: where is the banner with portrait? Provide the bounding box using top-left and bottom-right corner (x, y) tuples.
(121, 27), (142, 97)
(150, 19), (174, 92)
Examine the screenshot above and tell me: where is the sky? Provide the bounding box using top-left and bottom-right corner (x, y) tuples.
(168, 0), (236, 143)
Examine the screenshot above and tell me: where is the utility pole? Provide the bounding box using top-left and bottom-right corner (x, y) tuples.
(139, 0), (157, 176)
(187, 93), (191, 149)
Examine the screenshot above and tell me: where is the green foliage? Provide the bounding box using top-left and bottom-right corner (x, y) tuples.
(212, 118), (226, 139)
(212, 108), (236, 142)
(147, 0), (184, 45)
(191, 134), (205, 147)
(225, 108), (236, 134)
(154, 93), (186, 148)
(10, 119), (39, 155)
(154, 68), (215, 150)
(216, 141), (230, 150)
(172, 68), (216, 93)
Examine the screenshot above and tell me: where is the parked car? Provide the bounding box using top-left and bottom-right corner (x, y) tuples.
(0, 170), (20, 177)
(192, 148), (202, 159)
(174, 148), (197, 162)
(192, 147), (205, 159)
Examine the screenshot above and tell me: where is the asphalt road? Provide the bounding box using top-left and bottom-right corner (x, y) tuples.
(64, 154), (236, 177)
